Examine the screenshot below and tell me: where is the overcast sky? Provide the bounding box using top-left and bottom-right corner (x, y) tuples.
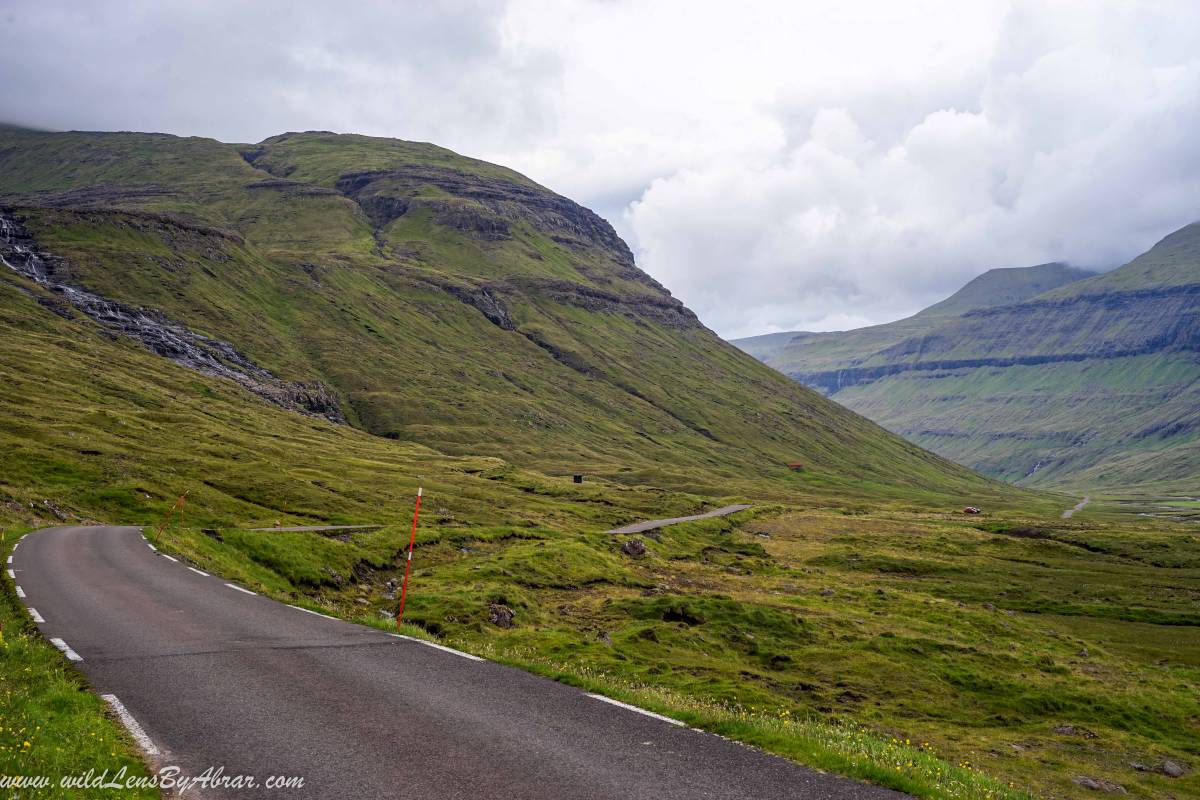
(3, 1), (1198, 338)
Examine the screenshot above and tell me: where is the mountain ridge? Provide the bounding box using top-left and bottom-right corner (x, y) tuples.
(736, 261), (1095, 376)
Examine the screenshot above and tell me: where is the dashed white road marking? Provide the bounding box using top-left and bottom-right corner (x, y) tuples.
(160, 554), (178, 562)
(586, 694), (685, 726)
(28, 607), (44, 623)
(102, 694), (159, 756)
(225, 583), (256, 595)
(398, 635), (484, 662)
(187, 567), (209, 577)
(5, 556), (10, 564)
(15, 586), (24, 598)
(50, 637), (82, 661)
(6, 569), (15, 579)
(147, 543), (157, 551)
(288, 604), (338, 620)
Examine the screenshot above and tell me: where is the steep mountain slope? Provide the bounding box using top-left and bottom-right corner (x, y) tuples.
(0, 127), (996, 501)
(735, 234), (1200, 489)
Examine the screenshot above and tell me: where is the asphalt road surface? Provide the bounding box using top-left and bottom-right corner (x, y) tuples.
(13, 526), (906, 799)
(606, 504), (753, 535)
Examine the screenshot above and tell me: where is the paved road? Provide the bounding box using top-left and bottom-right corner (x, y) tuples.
(13, 526), (905, 799)
(606, 504), (753, 534)
(1061, 496), (1091, 519)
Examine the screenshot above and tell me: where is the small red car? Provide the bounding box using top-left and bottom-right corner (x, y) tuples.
(962, 506), (982, 514)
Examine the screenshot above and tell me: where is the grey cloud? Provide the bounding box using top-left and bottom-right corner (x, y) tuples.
(0, 0), (559, 150)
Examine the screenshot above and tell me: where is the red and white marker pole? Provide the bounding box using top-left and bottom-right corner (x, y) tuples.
(396, 487), (423, 627)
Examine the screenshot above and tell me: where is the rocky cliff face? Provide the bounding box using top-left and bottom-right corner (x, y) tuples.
(0, 210), (345, 422)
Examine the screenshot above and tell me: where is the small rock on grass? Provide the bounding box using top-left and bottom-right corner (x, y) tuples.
(1160, 760), (1186, 778)
(488, 603), (516, 628)
(1073, 776), (1126, 794)
(1054, 724), (1097, 738)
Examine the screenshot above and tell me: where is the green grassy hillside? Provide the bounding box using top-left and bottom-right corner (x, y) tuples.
(0, 128), (994, 498)
(734, 236), (1200, 491)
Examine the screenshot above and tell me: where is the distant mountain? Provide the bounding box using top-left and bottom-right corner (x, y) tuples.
(737, 262), (1093, 375)
(734, 238), (1200, 490)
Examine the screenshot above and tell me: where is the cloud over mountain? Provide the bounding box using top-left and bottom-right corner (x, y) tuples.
(2, 0), (1197, 337)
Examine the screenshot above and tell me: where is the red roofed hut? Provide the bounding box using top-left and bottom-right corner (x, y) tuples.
(787, 462), (805, 472)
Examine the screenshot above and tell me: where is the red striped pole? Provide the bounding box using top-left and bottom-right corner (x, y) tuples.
(396, 487), (422, 627)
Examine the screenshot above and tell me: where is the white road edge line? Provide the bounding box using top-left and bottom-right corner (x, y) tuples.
(102, 694), (160, 756)
(586, 693), (685, 726)
(5, 556), (10, 564)
(6, 569), (14, 579)
(15, 586), (24, 598)
(28, 607), (44, 623)
(187, 567), (209, 577)
(225, 583), (256, 596)
(160, 554), (178, 562)
(287, 604), (338, 620)
(147, 543), (157, 551)
(386, 633), (485, 662)
(49, 637), (82, 661)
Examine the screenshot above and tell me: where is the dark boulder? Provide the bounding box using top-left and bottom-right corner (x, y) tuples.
(621, 538), (647, 558)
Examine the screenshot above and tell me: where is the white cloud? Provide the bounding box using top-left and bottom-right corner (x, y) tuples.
(607, 1), (1200, 336)
(2, 0), (1199, 338)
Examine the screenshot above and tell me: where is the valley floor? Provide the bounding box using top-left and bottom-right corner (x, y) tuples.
(137, 499), (1198, 800)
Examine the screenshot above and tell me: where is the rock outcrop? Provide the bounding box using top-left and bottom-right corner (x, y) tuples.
(0, 210), (345, 423)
